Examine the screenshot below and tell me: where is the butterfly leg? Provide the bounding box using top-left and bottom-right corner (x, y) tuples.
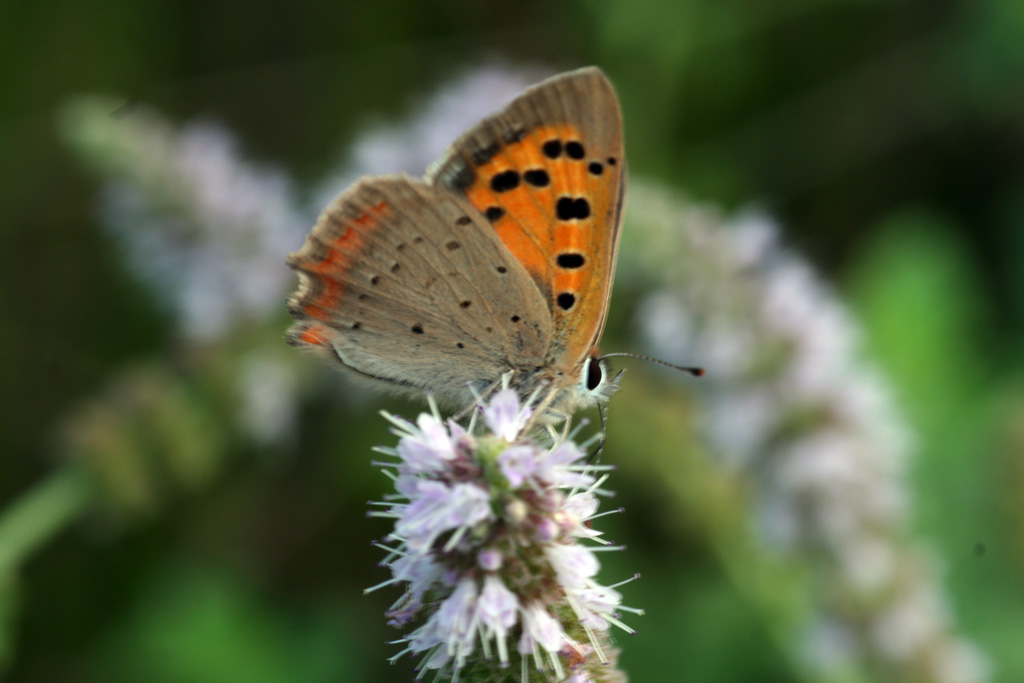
(586, 402), (608, 463)
(453, 377), (505, 422)
(519, 384), (563, 434)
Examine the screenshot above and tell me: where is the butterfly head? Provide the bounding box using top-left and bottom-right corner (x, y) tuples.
(529, 349), (622, 423)
(580, 350), (623, 406)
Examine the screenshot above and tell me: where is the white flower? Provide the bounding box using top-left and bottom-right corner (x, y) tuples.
(61, 99), (308, 340)
(629, 181), (987, 682)
(478, 575), (519, 664)
(576, 585), (624, 630)
(369, 389), (633, 680)
(519, 602), (566, 655)
(235, 351), (299, 447)
(546, 544), (600, 590)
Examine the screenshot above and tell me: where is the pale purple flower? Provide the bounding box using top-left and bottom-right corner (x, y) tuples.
(384, 552), (443, 627)
(369, 389), (632, 680)
(533, 517), (560, 543)
(535, 441), (593, 488)
(519, 602), (567, 655)
(395, 480), (492, 553)
(434, 578), (480, 658)
(477, 548), (503, 571)
(483, 388), (532, 441)
(497, 445), (536, 487)
(395, 413), (460, 474)
(478, 575), (518, 663)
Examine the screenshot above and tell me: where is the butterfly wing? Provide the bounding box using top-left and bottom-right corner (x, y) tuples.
(429, 67), (625, 375)
(287, 175), (551, 404)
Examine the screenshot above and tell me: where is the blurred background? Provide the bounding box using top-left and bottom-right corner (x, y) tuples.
(1, 0), (1022, 681)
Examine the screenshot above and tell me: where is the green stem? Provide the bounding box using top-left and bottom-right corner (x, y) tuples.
(0, 466), (96, 575)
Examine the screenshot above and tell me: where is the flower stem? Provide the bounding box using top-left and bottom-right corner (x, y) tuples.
(0, 466), (96, 575)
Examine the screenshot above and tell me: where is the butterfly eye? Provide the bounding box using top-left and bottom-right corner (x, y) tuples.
(585, 357), (604, 392)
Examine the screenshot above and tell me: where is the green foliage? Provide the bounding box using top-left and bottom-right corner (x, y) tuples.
(845, 213), (1024, 681)
(93, 563), (354, 683)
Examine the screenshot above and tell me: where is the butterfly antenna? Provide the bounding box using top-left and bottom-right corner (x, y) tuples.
(597, 352), (705, 377)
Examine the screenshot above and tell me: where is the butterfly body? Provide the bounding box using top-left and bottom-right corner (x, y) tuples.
(287, 67), (625, 420)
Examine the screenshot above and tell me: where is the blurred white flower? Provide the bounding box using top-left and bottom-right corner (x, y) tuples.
(61, 99), (309, 340)
(236, 351), (300, 448)
(629, 182), (987, 682)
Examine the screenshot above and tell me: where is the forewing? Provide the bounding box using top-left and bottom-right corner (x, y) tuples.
(429, 67), (625, 368)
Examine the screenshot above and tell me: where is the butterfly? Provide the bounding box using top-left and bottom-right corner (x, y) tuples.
(286, 67), (626, 421)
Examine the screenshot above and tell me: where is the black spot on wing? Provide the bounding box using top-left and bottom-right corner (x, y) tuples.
(557, 253), (585, 268)
(490, 170), (520, 193)
(542, 140), (562, 159)
(556, 197), (591, 221)
(524, 169), (550, 187)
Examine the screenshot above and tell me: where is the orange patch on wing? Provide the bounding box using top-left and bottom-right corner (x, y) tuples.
(333, 225), (359, 249)
(298, 324), (331, 346)
(466, 171), (549, 284)
(530, 124), (593, 304)
(303, 246), (352, 320)
(554, 268), (585, 294)
(534, 124), (588, 202)
(352, 200), (390, 229)
(465, 124), (592, 295)
(552, 221), (587, 296)
(489, 223), (542, 291)
(299, 203), (386, 321)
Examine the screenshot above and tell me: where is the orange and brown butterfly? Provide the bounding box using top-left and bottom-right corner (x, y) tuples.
(286, 67), (626, 420)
